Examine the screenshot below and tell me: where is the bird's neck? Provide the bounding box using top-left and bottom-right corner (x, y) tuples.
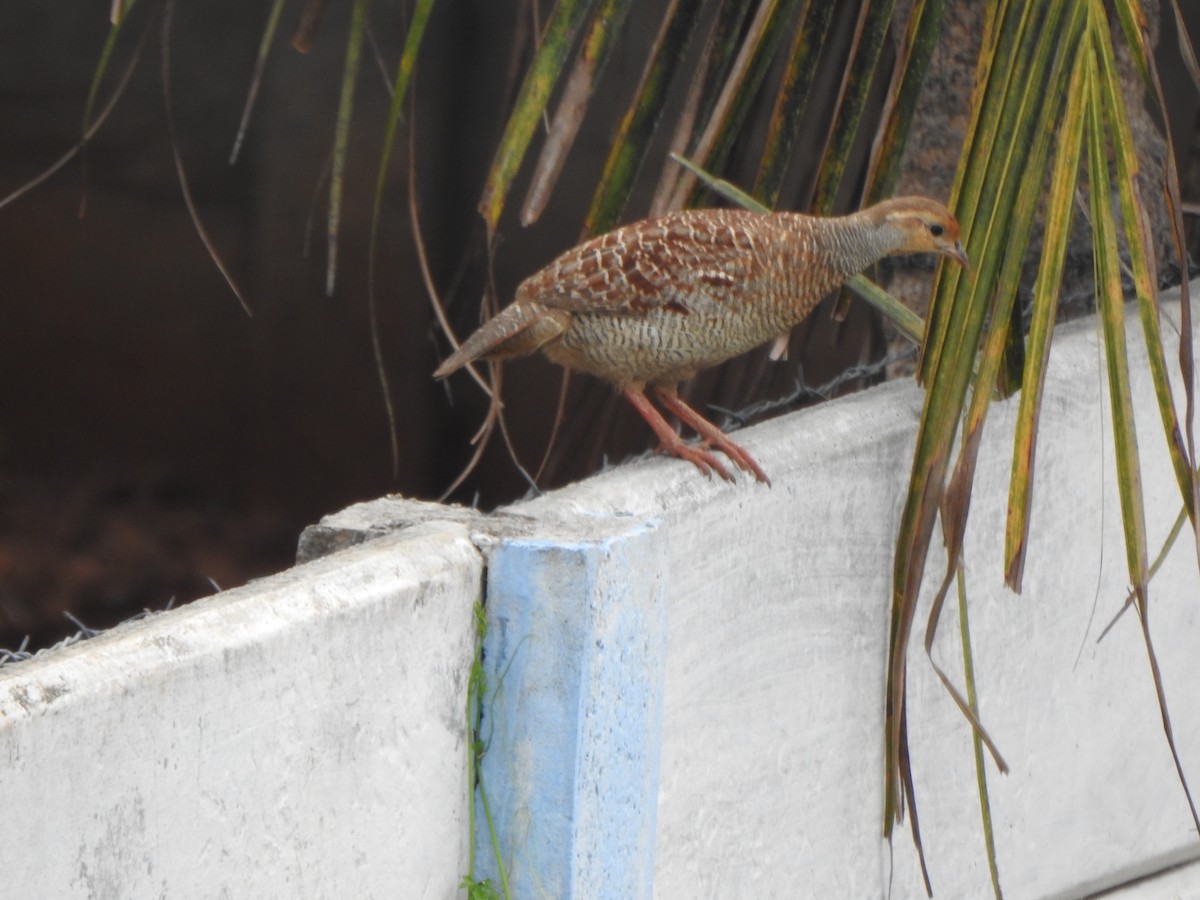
(809, 211), (905, 281)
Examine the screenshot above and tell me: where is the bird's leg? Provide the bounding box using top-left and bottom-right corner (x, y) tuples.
(621, 386), (735, 482)
(651, 385), (771, 485)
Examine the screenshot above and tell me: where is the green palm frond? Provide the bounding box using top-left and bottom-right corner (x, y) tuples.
(886, 0), (1200, 878)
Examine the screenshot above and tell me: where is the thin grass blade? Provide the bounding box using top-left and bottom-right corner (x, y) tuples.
(111, 0), (133, 24)
(1109, 0), (1152, 83)
(325, 0), (372, 296)
(812, 0), (898, 214)
(885, 0), (1081, 833)
(1112, 0), (1199, 554)
(1004, 52), (1086, 591)
(1093, 5), (1196, 522)
(847, 275), (925, 345)
(583, 0), (705, 235)
(370, 0), (435, 218)
(943, 0), (1084, 598)
(956, 564), (1003, 900)
(668, 151), (766, 212)
(1085, 18), (1148, 647)
(650, 0), (752, 214)
(863, 0), (947, 203)
(1, 10), (154, 212)
(230, 0), (288, 164)
(1165, 0), (1200, 92)
(835, 0), (946, 321)
(521, 0), (634, 226)
(1087, 0), (1200, 836)
(478, 0), (595, 235)
(752, 0), (836, 209)
(665, 0), (800, 211)
(916, 0), (1014, 385)
(913, 0), (1082, 787)
(365, 0), (437, 473)
(84, 4), (137, 137)
(81, 0), (144, 219)
(161, 0), (251, 314)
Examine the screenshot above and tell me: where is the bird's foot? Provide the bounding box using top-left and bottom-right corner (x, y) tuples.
(700, 433), (770, 485)
(652, 387), (771, 485)
(655, 438), (736, 483)
(624, 384), (765, 485)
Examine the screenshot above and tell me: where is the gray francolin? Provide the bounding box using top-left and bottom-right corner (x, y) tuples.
(434, 197), (967, 484)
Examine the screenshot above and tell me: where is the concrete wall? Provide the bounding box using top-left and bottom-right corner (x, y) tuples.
(0, 523), (481, 898)
(3, 286), (1199, 898)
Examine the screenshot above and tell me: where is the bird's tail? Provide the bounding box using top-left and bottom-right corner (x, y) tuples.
(433, 300), (568, 378)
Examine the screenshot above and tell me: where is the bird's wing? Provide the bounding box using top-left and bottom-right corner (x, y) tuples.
(517, 210), (764, 318)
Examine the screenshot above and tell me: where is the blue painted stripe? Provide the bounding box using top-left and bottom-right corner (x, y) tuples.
(476, 519), (667, 899)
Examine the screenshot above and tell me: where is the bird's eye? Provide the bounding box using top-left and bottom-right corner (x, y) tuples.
(929, 223), (945, 237)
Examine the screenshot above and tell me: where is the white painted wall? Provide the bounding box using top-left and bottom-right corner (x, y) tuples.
(495, 287), (1200, 899)
(3, 287), (1199, 899)
(0, 522), (481, 899)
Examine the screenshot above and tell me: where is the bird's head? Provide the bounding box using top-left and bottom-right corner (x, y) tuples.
(869, 196), (969, 268)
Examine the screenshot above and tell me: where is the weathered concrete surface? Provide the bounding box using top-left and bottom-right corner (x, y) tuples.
(0, 521), (481, 899)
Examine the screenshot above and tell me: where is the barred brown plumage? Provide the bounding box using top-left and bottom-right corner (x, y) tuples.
(435, 197), (968, 484)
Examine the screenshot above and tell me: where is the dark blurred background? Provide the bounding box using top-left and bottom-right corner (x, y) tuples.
(1, 1), (1198, 650)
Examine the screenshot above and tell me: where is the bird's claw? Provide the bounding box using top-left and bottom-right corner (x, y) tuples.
(656, 441), (736, 483)
(697, 437), (770, 485)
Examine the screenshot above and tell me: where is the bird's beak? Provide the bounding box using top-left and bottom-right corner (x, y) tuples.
(947, 240), (969, 269)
